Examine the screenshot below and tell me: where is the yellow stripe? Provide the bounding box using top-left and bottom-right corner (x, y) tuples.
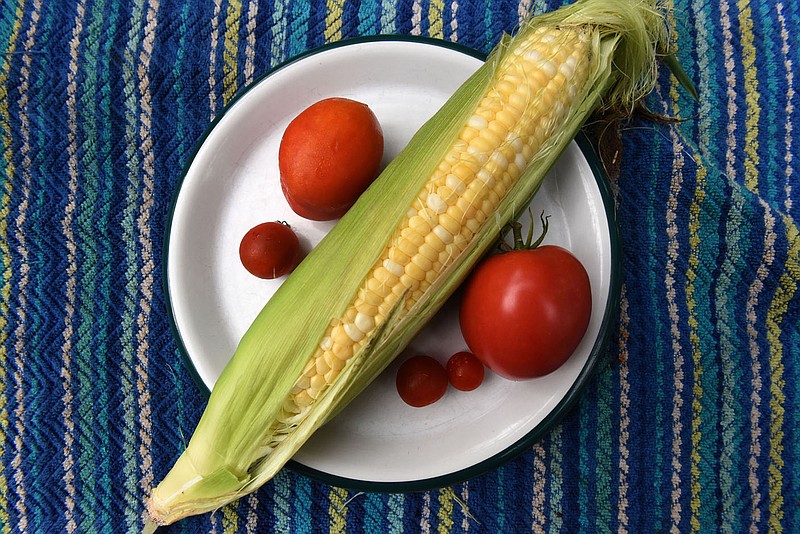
(329, 486), (347, 533)
(687, 166), (708, 534)
(222, 502), (239, 533)
(765, 218), (798, 533)
(680, 72), (709, 534)
(737, 0), (760, 194)
(428, 0), (444, 39)
(324, 0), (345, 43)
(737, 1), (790, 529)
(663, 2), (704, 529)
(223, 0), (241, 105)
(0, 3), (25, 530)
(437, 487), (454, 533)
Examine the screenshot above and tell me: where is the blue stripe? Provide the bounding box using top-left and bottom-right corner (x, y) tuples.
(118, 0), (147, 528)
(289, 0), (312, 59)
(74, 0), (110, 528)
(357, 492), (381, 533)
(634, 121), (670, 530)
(25, 6), (61, 531)
(357, 0), (379, 35)
(342, 0), (360, 38)
(292, 474), (314, 533)
(29, 2), (75, 530)
(94, 1), (118, 527)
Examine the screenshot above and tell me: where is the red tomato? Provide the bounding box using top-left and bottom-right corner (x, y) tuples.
(279, 97), (384, 221)
(239, 221), (302, 279)
(459, 245), (591, 380)
(446, 351), (485, 391)
(395, 355), (448, 407)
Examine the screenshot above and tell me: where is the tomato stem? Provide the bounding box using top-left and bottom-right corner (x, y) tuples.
(510, 210), (550, 250)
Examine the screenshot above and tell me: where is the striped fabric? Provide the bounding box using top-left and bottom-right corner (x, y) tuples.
(0, 0), (798, 532)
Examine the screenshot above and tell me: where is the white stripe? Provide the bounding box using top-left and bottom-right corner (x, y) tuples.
(136, 1), (159, 519)
(245, 494), (259, 533)
(460, 482), (470, 531)
(745, 200), (774, 534)
(209, 0), (222, 119)
(778, 2), (794, 214)
(658, 80), (686, 534)
(450, 0), (457, 42)
(517, 0), (531, 24)
(410, 0), (422, 36)
(531, 442), (546, 533)
(62, 0), (88, 531)
(420, 491), (431, 533)
(617, 284), (631, 533)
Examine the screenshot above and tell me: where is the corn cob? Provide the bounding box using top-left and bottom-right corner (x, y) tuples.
(147, 0), (684, 527)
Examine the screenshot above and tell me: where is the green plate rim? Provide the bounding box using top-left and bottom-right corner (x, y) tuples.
(162, 35), (622, 493)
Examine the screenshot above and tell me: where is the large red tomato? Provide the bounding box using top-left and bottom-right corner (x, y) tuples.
(279, 97), (384, 221)
(459, 245), (592, 380)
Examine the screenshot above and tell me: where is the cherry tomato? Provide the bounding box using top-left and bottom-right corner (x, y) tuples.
(446, 351), (485, 391)
(459, 245), (592, 380)
(279, 97), (384, 221)
(239, 221), (302, 279)
(395, 355), (448, 407)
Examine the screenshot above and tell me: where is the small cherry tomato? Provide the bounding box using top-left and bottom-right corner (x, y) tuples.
(459, 242), (591, 380)
(279, 97), (384, 221)
(239, 221), (302, 279)
(395, 355), (448, 407)
(446, 351), (485, 391)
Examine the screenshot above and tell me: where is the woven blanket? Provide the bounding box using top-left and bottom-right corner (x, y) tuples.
(1, 0), (798, 532)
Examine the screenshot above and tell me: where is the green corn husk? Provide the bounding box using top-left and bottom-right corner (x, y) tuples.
(147, 0), (685, 527)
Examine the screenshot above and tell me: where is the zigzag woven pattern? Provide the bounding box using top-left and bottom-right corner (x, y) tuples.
(0, 0), (798, 532)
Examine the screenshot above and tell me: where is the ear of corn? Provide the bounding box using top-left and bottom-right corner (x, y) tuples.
(147, 0), (685, 526)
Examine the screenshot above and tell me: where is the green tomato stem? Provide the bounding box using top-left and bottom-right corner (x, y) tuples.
(511, 210), (550, 251)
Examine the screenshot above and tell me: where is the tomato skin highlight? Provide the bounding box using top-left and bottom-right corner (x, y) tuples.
(279, 97), (384, 221)
(239, 222), (302, 279)
(446, 351), (485, 391)
(395, 355), (448, 407)
(459, 245), (592, 380)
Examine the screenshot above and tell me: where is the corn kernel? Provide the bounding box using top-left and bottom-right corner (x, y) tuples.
(405, 261), (426, 282)
(383, 258), (405, 278)
(409, 214), (433, 235)
(411, 253), (433, 272)
(332, 342), (352, 361)
(324, 351), (345, 371)
(374, 266), (399, 287)
(418, 242), (438, 262)
(354, 312), (374, 334)
(438, 213), (461, 235)
(426, 193), (448, 214)
(433, 225), (454, 245)
(315, 356), (330, 375)
(401, 226), (425, 246)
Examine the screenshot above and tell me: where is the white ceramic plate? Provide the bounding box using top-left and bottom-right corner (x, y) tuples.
(164, 37), (621, 491)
